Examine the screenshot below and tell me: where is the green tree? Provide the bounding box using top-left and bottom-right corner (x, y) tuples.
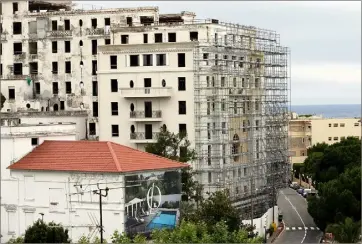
(24, 220), (70, 243)
(145, 127), (200, 201)
(0, 92), (6, 110)
(77, 235), (90, 244)
(325, 217), (361, 243)
(7, 236), (24, 244)
(193, 190), (241, 232)
(110, 230), (131, 243)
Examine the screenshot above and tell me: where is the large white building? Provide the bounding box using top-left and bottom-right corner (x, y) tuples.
(1, 0), (290, 220)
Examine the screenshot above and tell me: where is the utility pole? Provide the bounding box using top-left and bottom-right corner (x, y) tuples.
(93, 184), (109, 244)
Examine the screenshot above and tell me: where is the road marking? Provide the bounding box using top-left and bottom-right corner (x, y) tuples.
(292, 227), (296, 230)
(298, 227), (303, 230)
(304, 227), (308, 230)
(281, 191), (307, 243)
(310, 227), (315, 230)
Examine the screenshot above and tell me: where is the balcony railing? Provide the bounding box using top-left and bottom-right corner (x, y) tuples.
(130, 132), (159, 141)
(14, 52), (26, 61)
(7, 74), (27, 80)
(47, 30), (72, 38)
(28, 54), (38, 60)
(120, 87), (172, 98)
(87, 28), (110, 36)
(130, 110), (162, 119)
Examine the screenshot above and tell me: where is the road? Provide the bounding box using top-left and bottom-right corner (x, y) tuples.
(274, 188), (323, 244)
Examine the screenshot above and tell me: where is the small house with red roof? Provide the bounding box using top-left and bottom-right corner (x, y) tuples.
(2, 140), (187, 242)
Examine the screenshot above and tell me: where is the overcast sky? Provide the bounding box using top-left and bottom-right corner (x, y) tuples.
(77, 1), (361, 105)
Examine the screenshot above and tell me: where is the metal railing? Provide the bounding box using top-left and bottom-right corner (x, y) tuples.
(120, 87), (172, 97)
(47, 30), (72, 38)
(86, 28), (110, 36)
(28, 54), (38, 60)
(130, 132), (159, 140)
(130, 111), (162, 119)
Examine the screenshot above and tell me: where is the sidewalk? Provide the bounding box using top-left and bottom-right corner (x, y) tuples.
(267, 222), (285, 243)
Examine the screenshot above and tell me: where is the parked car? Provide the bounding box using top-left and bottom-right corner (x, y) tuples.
(297, 187), (304, 194)
(290, 182), (300, 189)
(303, 188), (312, 198)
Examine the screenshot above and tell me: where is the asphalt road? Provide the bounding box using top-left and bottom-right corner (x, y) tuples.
(274, 188), (323, 244)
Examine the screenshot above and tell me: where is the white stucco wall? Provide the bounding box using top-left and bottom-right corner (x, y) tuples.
(0, 171), (125, 243)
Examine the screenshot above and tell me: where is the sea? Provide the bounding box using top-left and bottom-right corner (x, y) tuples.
(291, 104), (361, 118)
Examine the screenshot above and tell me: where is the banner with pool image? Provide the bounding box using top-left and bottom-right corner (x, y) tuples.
(124, 170), (182, 235)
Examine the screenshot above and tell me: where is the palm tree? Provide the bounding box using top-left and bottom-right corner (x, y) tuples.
(326, 217), (361, 243)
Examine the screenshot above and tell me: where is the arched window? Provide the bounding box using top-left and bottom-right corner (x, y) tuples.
(53, 104), (59, 111)
(232, 134), (240, 162)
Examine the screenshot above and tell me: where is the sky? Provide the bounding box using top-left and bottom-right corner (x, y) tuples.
(77, 1), (361, 105)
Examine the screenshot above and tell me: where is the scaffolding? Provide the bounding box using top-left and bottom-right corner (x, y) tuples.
(193, 21), (290, 218)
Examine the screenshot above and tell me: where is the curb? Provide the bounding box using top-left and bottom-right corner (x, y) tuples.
(269, 222), (285, 243)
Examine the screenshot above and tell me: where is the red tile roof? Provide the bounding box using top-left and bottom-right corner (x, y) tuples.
(7, 140), (188, 173)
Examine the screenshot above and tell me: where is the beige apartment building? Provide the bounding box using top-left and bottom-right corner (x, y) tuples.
(289, 113), (361, 164)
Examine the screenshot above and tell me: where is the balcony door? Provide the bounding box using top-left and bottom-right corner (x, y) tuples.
(145, 101), (152, 118)
(144, 78), (151, 94)
(145, 124), (152, 139)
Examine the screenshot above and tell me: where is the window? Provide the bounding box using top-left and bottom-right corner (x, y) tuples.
(328, 137), (332, 141)
(112, 125), (119, 137)
(111, 102), (118, 115)
(105, 18), (111, 26)
(13, 22), (22, 35)
(126, 17), (132, 26)
(64, 41), (71, 53)
(52, 41), (57, 53)
(65, 61), (71, 73)
(29, 62), (38, 74)
(180, 146), (187, 158)
(178, 101), (186, 114)
(333, 137), (338, 141)
(143, 34), (148, 43)
(92, 81), (98, 96)
(179, 124), (187, 134)
(207, 145), (211, 165)
(31, 138), (39, 146)
(111, 79), (118, 92)
(208, 172), (212, 183)
(52, 62), (58, 74)
(178, 53), (186, 67)
(35, 82), (40, 94)
(156, 54), (166, 66)
(91, 39), (97, 55)
(154, 33), (163, 43)
(190, 31), (198, 41)
(65, 81), (72, 94)
(168, 32), (176, 42)
(143, 54), (153, 66)
(110, 56), (117, 69)
(178, 77), (186, 91)
(340, 123), (345, 127)
(222, 122), (226, 134)
(121, 35), (129, 44)
(340, 136), (345, 140)
(52, 20), (57, 30)
(13, 2), (18, 14)
(89, 123), (96, 135)
(14, 63), (23, 75)
(92, 60), (97, 75)
(354, 123), (359, 126)
(64, 19), (70, 30)
(91, 18), (97, 29)
(93, 102), (98, 117)
(328, 123), (331, 127)
(333, 123), (338, 127)
(105, 39), (111, 45)
(13, 42), (22, 54)
(129, 55), (139, 66)
(52, 82), (59, 95)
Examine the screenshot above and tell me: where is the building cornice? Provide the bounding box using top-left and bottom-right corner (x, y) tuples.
(99, 42), (198, 54)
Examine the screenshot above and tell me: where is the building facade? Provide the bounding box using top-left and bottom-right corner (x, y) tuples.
(289, 114), (361, 164)
(97, 17), (290, 217)
(2, 140), (186, 242)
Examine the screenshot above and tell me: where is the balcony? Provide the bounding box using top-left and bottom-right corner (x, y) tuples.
(47, 30), (72, 38)
(130, 132), (159, 143)
(130, 110), (162, 122)
(120, 87), (172, 98)
(87, 28), (110, 37)
(14, 52), (26, 61)
(7, 74), (27, 80)
(28, 54), (38, 60)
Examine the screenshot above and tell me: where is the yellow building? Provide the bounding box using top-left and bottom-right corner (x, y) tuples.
(289, 113), (361, 164)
